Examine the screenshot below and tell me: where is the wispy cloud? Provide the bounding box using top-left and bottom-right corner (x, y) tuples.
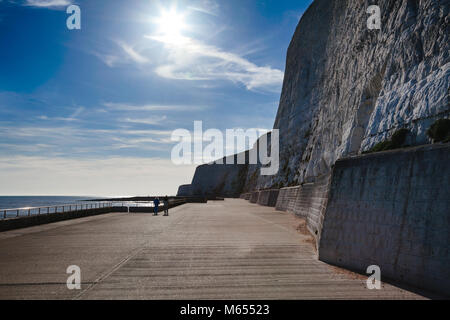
(37, 106), (84, 122)
(146, 34), (284, 91)
(188, 0), (220, 16)
(104, 102), (207, 112)
(124, 116), (167, 126)
(89, 0), (282, 92)
(37, 115), (78, 122)
(92, 41), (149, 68)
(117, 41), (149, 64)
(93, 52), (121, 68)
(24, 0), (71, 8)
(0, 124), (175, 157)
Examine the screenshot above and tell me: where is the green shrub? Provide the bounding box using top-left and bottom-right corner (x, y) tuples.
(368, 140), (393, 153)
(427, 119), (450, 142)
(365, 128), (409, 154)
(390, 128), (409, 148)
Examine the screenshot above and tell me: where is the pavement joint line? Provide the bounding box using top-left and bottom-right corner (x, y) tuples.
(73, 247), (146, 300)
(72, 207), (192, 300)
(0, 282), (96, 287)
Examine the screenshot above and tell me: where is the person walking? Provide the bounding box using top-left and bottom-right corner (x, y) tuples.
(153, 197), (160, 216)
(163, 195), (169, 216)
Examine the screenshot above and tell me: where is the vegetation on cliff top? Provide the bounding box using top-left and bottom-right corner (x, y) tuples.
(364, 128), (409, 154)
(427, 119), (450, 143)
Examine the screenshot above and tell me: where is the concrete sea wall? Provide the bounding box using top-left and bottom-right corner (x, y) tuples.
(274, 175), (331, 246)
(243, 143), (449, 295)
(257, 189), (279, 207)
(250, 192), (259, 204)
(319, 143), (450, 296)
(0, 198), (202, 232)
(275, 186), (300, 213)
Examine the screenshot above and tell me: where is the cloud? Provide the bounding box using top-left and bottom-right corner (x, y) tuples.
(0, 156), (196, 196)
(91, 0), (282, 92)
(104, 102), (207, 112)
(92, 41), (149, 68)
(24, 0), (71, 8)
(146, 34), (284, 91)
(0, 124), (175, 156)
(188, 0), (220, 16)
(93, 52), (121, 68)
(117, 41), (150, 64)
(38, 115), (78, 122)
(124, 116), (167, 126)
(37, 106), (84, 122)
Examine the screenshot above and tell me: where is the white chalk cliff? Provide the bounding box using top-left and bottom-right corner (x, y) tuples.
(178, 0), (449, 196)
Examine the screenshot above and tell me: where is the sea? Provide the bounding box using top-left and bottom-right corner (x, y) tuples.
(0, 196), (155, 219)
(0, 196), (100, 219)
(0, 196), (97, 210)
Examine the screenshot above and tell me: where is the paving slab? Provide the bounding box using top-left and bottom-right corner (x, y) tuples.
(0, 200), (427, 299)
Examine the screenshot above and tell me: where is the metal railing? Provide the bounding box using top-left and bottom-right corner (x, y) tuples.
(1, 202), (116, 220)
(0, 199), (189, 220)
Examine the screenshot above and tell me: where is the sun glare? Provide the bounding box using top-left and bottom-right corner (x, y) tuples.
(155, 8), (187, 39)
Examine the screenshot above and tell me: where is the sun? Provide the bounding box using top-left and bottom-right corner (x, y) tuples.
(155, 8), (187, 39)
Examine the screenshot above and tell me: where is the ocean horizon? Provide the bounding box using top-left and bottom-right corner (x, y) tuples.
(0, 196), (99, 210)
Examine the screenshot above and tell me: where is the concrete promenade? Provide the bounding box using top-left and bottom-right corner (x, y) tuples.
(0, 199), (426, 299)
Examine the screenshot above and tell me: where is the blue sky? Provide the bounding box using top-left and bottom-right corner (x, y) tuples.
(0, 0), (313, 196)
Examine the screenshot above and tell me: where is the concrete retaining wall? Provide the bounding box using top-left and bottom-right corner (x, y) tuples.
(275, 177), (331, 245)
(275, 186), (300, 212)
(293, 175), (331, 242)
(257, 190), (280, 207)
(319, 143), (450, 296)
(250, 192), (260, 203)
(0, 208), (120, 232)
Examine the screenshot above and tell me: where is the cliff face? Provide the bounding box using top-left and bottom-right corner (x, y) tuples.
(269, 0), (449, 189)
(180, 153), (249, 197)
(179, 0), (449, 196)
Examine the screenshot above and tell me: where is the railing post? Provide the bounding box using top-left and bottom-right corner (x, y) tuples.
(28, 209), (31, 216)
(17, 210), (19, 217)
(38, 208), (41, 215)
(3, 210), (6, 219)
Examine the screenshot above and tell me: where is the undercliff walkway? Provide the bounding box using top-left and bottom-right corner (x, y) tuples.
(0, 199), (425, 299)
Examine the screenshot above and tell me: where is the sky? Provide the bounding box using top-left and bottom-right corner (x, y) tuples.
(0, 0), (313, 196)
